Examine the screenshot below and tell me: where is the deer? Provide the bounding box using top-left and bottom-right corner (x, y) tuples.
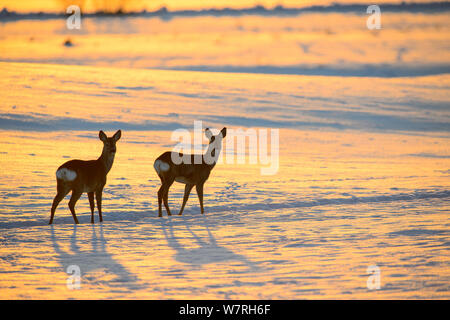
(154, 127), (226, 217)
(49, 130), (122, 225)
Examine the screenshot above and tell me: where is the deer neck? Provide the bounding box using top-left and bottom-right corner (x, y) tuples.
(98, 149), (115, 174)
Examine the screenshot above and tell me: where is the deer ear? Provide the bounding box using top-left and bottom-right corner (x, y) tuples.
(205, 128), (213, 140)
(99, 130), (107, 142)
(220, 127), (227, 138)
(113, 130), (122, 141)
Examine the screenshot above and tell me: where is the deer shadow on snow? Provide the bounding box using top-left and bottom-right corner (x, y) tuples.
(50, 224), (140, 291)
(161, 217), (260, 273)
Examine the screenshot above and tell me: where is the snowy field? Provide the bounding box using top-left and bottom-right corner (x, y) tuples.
(0, 62), (449, 299)
(0, 3), (449, 299)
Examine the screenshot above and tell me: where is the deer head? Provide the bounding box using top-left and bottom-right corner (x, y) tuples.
(204, 127), (226, 165)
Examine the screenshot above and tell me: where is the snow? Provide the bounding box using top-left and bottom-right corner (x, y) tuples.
(0, 7), (449, 299)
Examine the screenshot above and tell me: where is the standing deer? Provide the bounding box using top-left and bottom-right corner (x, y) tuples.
(154, 127), (226, 217)
(49, 130), (122, 225)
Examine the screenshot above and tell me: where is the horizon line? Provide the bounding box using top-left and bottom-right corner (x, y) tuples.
(1, 2), (450, 21)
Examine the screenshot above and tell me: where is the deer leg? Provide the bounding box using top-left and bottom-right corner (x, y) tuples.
(68, 189), (82, 224)
(162, 178), (175, 216)
(179, 184), (194, 215)
(163, 186), (172, 216)
(49, 184), (70, 225)
(95, 189), (103, 222)
(88, 192), (95, 224)
(157, 185), (164, 217)
(196, 183), (205, 214)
